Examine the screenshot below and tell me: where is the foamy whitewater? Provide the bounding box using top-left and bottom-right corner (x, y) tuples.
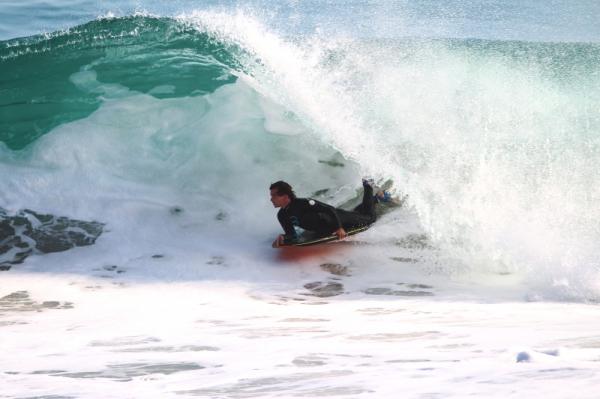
(2, 1), (600, 398)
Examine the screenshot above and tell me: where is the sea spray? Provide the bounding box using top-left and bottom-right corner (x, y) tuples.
(181, 11), (600, 299)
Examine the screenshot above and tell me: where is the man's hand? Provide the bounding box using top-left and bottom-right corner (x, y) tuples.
(335, 227), (347, 240)
(272, 234), (285, 248)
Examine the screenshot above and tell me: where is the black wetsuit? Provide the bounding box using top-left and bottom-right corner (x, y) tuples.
(277, 184), (376, 243)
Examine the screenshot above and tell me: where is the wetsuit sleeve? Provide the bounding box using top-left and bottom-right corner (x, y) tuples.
(306, 199), (343, 230)
(277, 210), (297, 241)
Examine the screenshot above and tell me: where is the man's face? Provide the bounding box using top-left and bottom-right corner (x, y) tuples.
(270, 188), (289, 208)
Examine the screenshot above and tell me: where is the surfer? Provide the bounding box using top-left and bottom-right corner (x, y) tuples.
(270, 179), (379, 247)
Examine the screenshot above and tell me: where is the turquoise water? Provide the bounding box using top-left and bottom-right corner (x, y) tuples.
(2, 13), (600, 149)
(1, 1), (600, 299)
(1, 16), (238, 149)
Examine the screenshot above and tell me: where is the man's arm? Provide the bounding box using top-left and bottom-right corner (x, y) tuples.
(276, 210), (298, 244)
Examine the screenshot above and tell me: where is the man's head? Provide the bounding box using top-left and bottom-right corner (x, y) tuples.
(270, 180), (296, 208)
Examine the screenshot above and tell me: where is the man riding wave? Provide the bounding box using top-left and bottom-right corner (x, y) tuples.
(270, 179), (384, 247)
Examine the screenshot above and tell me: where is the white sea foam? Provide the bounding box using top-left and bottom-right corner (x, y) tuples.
(2, 74), (600, 398)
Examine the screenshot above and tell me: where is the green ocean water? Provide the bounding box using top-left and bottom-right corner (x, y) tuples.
(0, 17), (239, 150)
(2, 15), (600, 150)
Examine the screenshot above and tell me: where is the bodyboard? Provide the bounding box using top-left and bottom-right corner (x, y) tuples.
(282, 223), (373, 247)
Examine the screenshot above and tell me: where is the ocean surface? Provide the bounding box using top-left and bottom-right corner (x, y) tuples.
(2, 1), (600, 398)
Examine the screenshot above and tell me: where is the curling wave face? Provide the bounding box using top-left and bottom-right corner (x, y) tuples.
(1, 12), (600, 299)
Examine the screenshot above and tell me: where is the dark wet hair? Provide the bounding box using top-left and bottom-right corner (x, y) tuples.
(270, 181), (296, 200)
